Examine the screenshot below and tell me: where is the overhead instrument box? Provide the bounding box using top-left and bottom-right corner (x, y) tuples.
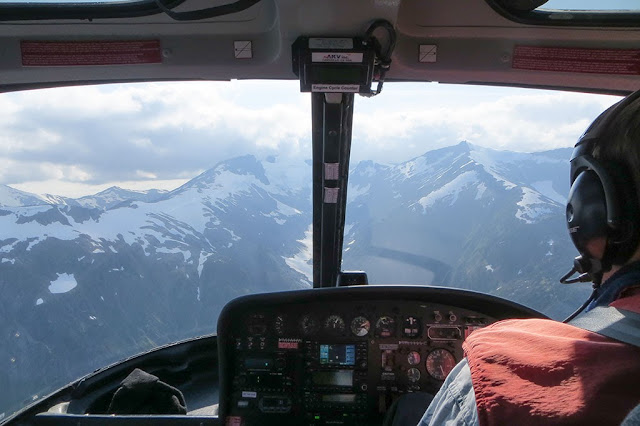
(292, 36), (376, 94)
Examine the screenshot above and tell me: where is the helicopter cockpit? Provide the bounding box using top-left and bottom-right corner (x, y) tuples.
(1, 0), (639, 425)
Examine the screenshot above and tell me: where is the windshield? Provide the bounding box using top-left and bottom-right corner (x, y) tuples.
(0, 81), (620, 420)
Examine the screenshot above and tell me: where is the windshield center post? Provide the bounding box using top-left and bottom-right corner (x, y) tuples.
(311, 92), (354, 288)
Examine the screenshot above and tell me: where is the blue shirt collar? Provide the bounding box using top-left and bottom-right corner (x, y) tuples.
(587, 261), (640, 311)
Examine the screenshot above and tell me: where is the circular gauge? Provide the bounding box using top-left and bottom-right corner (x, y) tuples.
(299, 315), (318, 335)
(274, 315), (286, 335)
(426, 349), (456, 381)
(407, 351), (421, 365)
(403, 316), (422, 338)
(350, 316), (370, 337)
(246, 314), (267, 335)
(407, 367), (421, 383)
(375, 316), (396, 338)
(324, 315), (346, 334)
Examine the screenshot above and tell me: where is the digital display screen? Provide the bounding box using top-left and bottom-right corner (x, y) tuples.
(244, 357), (273, 371)
(319, 344), (356, 365)
(312, 370), (353, 387)
(308, 65), (365, 85)
(321, 394), (357, 403)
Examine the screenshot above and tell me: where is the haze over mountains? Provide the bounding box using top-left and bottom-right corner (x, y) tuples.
(0, 142), (591, 417)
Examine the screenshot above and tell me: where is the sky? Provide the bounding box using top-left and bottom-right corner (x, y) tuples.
(0, 80), (620, 198)
(542, 0), (637, 10)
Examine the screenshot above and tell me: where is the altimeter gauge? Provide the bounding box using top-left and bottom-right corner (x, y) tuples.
(375, 316), (396, 338)
(350, 316), (370, 337)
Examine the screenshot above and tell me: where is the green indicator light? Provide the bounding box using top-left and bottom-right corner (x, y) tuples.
(315, 415), (320, 420)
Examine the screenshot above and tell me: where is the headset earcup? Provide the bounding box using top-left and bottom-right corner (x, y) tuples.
(566, 170), (609, 259)
(605, 165), (640, 265)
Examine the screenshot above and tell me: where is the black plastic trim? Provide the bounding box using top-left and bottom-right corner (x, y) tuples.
(35, 414), (220, 425)
(486, 0), (640, 27)
(0, 0), (182, 21)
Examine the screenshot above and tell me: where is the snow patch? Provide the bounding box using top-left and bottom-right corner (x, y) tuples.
(197, 286), (201, 302)
(360, 165), (377, 178)
(48, 273), (77, 294)
(348, 184), (370, 202)
(418, 171), (478, 211)
(36, 298), (43, 305)
(197, 252), (212, 277)
(2, 258), (14, 264)
(516, 188), (554, 224)
(26, 238), (40, 251)
(485, 265), (494, 272)
(344, 223), (354, 236)
(275, 200), (301, 216)
(224, 228), (241, 241)
(468, 146), (518, 189)
(284, 224), (313, 281)
(397, 151), (458, 180)
(475, 183), (487, 200)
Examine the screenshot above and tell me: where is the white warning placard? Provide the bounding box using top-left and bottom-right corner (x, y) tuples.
(312, 84), (360, 93)
(419, 45), (437, 63)
(309, 38), (354, 50)
(311, 52), (363, 63)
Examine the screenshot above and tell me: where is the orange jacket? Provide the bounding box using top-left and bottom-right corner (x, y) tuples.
(464, 292), (640, 425)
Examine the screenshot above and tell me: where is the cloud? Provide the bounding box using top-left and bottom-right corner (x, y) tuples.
(0, 80), (622, 196)
(350, 86), (619, 163)
(0, 81), (311, 187)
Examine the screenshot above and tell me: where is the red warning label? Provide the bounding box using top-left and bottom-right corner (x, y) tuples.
(21, 40), (162, 67)
(512, 45), (640, 75)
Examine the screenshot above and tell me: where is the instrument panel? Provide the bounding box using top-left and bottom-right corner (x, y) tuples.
(218, 286), (544, 426)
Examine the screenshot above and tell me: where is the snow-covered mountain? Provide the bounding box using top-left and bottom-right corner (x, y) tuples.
(343, 142), (588, 318)
(0, 154), (312, 416)
(0, 144), (591, 416)
(75, 186), (169, 210)
(0, 184), (51, 207)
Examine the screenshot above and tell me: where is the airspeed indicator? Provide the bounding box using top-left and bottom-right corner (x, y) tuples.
(324, 315), (346, 334)
(426, 348), (456, 381)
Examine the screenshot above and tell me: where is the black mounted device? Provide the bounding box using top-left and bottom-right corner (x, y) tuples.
(292, 37), (376, 94)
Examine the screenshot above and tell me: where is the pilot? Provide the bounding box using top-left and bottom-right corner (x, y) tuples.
(417, 90), (640, 425)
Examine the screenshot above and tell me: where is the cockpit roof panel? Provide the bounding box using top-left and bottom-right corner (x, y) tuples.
(0, 0), (634, 93)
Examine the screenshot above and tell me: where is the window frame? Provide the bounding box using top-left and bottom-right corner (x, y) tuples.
(486, 0), (640, 27)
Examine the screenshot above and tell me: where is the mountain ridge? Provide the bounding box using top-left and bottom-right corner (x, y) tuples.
(0, 143), (590, 418)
